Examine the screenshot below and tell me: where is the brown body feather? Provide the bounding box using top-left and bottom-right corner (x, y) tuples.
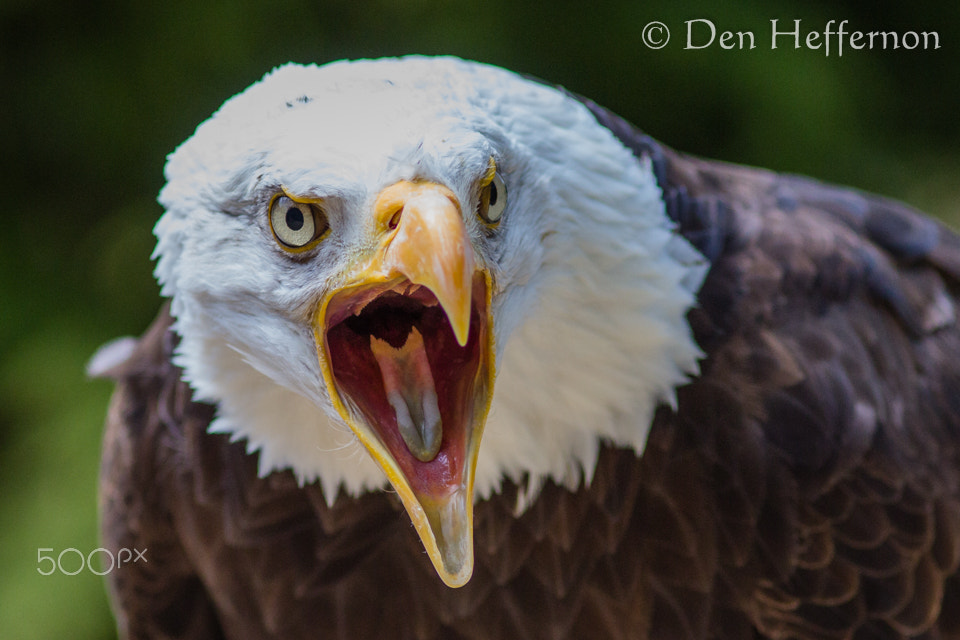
(100, 134), (960, 639)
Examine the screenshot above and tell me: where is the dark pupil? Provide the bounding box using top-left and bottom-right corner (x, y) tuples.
(286, 206), (305, 231)
(488, 183), (498, 207)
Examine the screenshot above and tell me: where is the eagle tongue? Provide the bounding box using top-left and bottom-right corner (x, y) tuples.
(368, 325), (475, 587)
(369, 327), (443, 462)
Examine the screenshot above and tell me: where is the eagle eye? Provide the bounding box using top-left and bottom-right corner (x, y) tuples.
(269, 195), (329, 250)
(477, 172), (507, 225)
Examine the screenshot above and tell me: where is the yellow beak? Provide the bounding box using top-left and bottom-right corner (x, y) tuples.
(376, 182), (475, 346)
(314, 180), (495, 587)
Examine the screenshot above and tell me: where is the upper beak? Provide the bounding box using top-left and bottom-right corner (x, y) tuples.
(313, 180), (495, 587)
(378, 182), (474, 346)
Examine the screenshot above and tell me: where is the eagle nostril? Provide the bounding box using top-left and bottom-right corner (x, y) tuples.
(388, 208), (403, 230)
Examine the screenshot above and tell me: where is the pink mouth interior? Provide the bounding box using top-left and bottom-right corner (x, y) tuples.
(324, 277), (487, 497)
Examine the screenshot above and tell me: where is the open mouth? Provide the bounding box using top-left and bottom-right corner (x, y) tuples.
(323, 274), (489, 499)
(311, 178), (493, 586)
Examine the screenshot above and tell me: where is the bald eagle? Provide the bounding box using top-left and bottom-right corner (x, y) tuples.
(96, 57), (960, 640)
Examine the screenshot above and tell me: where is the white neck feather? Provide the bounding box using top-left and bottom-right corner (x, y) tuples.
(474, 159), (706, 504)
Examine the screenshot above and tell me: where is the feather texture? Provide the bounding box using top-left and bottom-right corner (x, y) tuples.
(100, 59), (960, 639)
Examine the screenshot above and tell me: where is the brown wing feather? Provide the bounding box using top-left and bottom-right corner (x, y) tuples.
(99, 306), (225, 639)
(657, 146), (960, 640)
(101, 141), (960, 638)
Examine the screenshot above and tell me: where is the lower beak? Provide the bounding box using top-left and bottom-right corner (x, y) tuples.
(314, 181), (495, 587)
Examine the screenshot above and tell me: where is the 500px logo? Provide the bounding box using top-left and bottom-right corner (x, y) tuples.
(37, 547), (147, 576)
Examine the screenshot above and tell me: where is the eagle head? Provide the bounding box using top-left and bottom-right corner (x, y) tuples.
(154, 56), (705, 587)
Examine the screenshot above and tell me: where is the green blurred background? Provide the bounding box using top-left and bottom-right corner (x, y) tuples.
(1, 0), (957, 637)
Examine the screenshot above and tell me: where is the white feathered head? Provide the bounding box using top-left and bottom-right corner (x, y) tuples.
(154, 56), (705, 586)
